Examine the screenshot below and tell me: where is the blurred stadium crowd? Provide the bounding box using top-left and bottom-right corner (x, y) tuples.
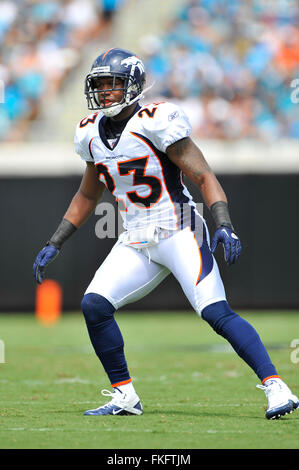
(143, 0), (299, 140)
(0, 0), (123, 141)
(0, 0), (298, 142)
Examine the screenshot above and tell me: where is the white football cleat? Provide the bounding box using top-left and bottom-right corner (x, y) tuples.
(257, 379), (299, 420)
(84, 387), (143, 416)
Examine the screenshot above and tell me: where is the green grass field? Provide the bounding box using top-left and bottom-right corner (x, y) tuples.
(0, 311), (298, 449)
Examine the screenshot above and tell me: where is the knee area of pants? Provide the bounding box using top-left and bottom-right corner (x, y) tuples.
(81, 293), (115, 326)
(202, 301), (237, 334)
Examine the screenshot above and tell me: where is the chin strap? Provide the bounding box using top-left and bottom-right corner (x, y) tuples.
(127, 81), (155, 105)
(101, 82), (155, 117)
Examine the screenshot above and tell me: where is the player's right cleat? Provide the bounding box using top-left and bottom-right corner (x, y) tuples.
(257, 379), (299, 420)
(83, 387), (143, 416)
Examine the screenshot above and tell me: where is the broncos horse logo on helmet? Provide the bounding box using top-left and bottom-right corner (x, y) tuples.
(85, 48), (149, 118)
(120, 56), (146, 75)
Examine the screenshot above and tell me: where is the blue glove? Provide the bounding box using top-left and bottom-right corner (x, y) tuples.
(33, 243), (59, 284)
(211, 225), (242, 266)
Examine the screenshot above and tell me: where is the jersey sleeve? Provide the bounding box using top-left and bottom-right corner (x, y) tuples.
(142, 102), (192, 153)
(74, 121), (94, 162)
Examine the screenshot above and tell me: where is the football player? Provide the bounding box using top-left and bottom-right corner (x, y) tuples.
(33, 48), (298, 419)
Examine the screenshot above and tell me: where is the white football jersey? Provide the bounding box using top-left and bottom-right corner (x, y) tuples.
(74, 101), (200, 231)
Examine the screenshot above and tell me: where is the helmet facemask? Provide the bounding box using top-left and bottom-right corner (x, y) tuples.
(85, 72), (144, 117)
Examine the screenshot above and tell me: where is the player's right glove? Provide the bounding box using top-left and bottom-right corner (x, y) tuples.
(33, 243), (60, 284)
(33, 219), (77, 284)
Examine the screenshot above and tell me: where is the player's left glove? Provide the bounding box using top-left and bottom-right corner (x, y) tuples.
(33, 243), (60, 284)
(211, 225), (242, 266)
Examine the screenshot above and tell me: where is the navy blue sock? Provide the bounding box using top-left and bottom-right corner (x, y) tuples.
(81, 293), (130, 385)
(202, 301), (278, 382)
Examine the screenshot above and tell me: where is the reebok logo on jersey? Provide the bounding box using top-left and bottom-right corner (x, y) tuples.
(168, 110), (179, 121)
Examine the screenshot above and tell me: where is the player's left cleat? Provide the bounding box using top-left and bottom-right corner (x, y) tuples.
(257, 379), (299, 420)
(83, 387), (143, 416)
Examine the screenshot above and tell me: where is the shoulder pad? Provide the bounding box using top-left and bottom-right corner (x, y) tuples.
(136, 101), (192, 152)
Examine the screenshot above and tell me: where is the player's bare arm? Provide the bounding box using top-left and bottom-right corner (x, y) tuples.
(167, 136), (242, 265)
(64, 162), (106, 228)
(33, 162), (105, 283)
(166, 136), (227, 209)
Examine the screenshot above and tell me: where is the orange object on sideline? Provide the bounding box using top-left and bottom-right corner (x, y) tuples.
(35, 280), (62, 325)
